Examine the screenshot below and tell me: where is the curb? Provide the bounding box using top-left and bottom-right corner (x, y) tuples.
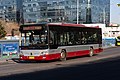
(103, 46), (117, 50)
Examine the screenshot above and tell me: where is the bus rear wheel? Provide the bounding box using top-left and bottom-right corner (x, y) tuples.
(89, 48), (94, 57)
(60, 50), (66, 61)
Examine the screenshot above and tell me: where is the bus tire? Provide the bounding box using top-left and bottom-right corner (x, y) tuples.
(89, 48), (94, 57)
(60, 50), (66, 61)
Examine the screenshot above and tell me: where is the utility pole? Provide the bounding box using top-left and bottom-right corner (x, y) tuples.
(77, 0), (79, 24)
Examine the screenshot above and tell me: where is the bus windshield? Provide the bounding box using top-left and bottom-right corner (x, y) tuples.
(21, 29), (48, 49)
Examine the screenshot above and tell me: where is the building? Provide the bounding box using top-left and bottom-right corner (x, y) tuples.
(0, 7), (5, 20)
(0, 0), (17, 22)
(22, 0), (110, 25)
(91, 0), (110, 25)
(16, 0), (23, 24)
(0, 0), (23, 23)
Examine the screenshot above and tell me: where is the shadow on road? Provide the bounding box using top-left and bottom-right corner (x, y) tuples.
(0, 57), (120, 80)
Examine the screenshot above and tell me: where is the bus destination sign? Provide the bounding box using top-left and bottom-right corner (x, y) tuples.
(23, 26), (42, 30)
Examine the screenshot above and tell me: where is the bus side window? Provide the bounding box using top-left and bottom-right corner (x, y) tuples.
(69, 32), (75, 44)
(59, 32), (68, 45)
(74, 32), (81, 44)
(81, 32), (87, 44)
(87, 32), (98, 44)
(50, 31), (54, 44)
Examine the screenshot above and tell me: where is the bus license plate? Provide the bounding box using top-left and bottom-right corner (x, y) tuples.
(29, 56), (34, 59)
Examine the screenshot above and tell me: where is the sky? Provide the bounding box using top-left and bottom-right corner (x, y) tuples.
(110, 0), (120, 24)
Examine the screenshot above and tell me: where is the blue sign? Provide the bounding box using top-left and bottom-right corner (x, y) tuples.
(102, 38), (116, 47)
(3, 43), (18, 55)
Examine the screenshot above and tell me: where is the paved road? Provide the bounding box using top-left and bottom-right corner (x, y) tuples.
(0, 47), (120, 80)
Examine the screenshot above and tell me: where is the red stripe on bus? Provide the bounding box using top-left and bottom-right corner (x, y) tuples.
(20, 49), (102, 61)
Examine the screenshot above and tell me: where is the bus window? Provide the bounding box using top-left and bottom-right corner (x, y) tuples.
(29, 32), (34, 43)
(74, 31), (81, 44)
(81, 32), (87, 44)
(50, 31), (54, 44)
(21, 30), (48, 47)
(87, 31), (98, 44)
(69, 32), (75, 45)
(57, 31), (68, 45)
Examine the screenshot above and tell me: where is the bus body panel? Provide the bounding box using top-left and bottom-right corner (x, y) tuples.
(20, 44), (103, 61)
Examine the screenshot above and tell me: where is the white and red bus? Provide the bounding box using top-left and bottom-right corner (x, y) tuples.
(19, 23), (103, 61)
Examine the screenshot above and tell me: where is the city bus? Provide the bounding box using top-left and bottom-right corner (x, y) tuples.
(19, 23), (103, 61)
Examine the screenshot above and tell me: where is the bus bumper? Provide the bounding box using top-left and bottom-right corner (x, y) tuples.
(20, 54), (60, 61)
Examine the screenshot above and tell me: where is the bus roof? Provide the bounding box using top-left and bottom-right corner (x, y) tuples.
(20, 23), (100, 29)
(48, 23), (100, 28)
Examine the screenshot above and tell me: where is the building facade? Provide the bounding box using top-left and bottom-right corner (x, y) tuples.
(22, 0), (110, 25)
(0, 0), (17, 22)
(16, 0), (23, 24)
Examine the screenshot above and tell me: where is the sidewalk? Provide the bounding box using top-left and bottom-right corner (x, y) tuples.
(0, 57), (19, 64)
(0, 58), (9, 64)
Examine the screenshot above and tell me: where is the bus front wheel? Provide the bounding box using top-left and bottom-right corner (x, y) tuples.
(60, 50), (66, 61)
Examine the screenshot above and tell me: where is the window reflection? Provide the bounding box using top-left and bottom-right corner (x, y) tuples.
(21, 30), (48, 46)
(49, 27), (101, 46)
